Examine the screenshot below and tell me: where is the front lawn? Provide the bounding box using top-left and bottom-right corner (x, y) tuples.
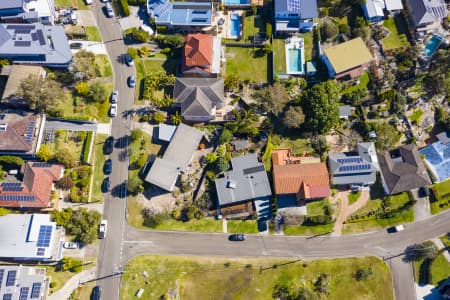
(273, 38), (286, 75)
(430, 179), (450, 214)
(227, 220), (258, 234)
(85, 26), (102, 42)
(94, 55), (112, 77)
(284, 222), (334, 236)
(430, 254), (450, 286)
(348, 191), (361, 205)
(307, 198), (330, 215)
(121, 255), (393, 300)
(381, 16), (409, 50)
(91, 134), (107, 203)
(226, 47), (268, 83)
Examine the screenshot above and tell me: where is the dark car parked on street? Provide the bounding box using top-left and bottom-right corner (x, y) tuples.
(228, 234), (245, 241)
(91, 285), (101, 300)
(102, 177), (110, 193)
(104, 159), (112, 175)
(104, 136), (114, 155)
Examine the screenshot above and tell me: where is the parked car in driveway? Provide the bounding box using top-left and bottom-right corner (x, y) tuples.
(110, 103), (117, 117)
(104, 159), (112, 174)
(105, 2), (114, 17)
(104, 136), (114, 155)
(63, 242), (79, 249)
(128, 74), (136, 87)
(228, 234), (245, 241)
(110, 90), (118, 103)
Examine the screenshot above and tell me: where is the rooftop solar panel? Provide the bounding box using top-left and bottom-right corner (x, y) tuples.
(5, 270), (16, 286)
(19, 287), (29, 300)
(14, 41), (32, 47)
(32, 162), (51, 168)
(243, 165), (265, 175)
(36, 29), (46, 45)
(288, 0), (301, 11)
(36, 248), (45, 256)
(0, 269), (4, 286)
(7, 25), (35, 31)
(3, 294), (12, 300)
(0, 195), (35, 201)
(37, 225), (52, 247)
(31, 282), (42, 299)
(31, 32), (38, 41)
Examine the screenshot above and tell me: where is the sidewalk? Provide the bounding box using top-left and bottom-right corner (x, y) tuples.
(431, 238), (450, 263)
(48, 267), (97, 300)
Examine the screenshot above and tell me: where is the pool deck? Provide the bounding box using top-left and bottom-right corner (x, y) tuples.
(285, 37), (305, 75)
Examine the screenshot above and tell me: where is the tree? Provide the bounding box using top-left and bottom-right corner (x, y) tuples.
(51, 208), (74, 227)
(61, 256), (83, 273)
(171, 111), (182, 125)
(354, 267), (373, 281)
(339, 23), (349, 34)
(139, 45), (151, 57)
(73, 50), (96, 80)
(219, 129), (233, 144)
(127, 176), (144, 195)
(37, 144), (52, 162)
(302, 81), (339, 133)
(130, 28), (149, 43)
(54, 148), (77, 168)
(0, 156), (24, 170)
(152, 112), (166, 124)
(89, 81), (107, 103)
(352, 17), (371, 41)
(224, 74), (240, 91)
(216, 157), (229, 173)
(204, 152), (218, 164)
(322, 19), (339, 40)
(283, 105), (305, 128)
(256, 83), (289, 116)
(65, 208), (102, 244)
(131, 129), (144, 142)
(75, 82), (90, 96)
(343, 86), (368, 105)
(373, 122), (401, 151)
(58, 175), (74, 190)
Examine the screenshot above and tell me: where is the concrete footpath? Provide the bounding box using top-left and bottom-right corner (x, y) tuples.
(48, 267), (97, 300)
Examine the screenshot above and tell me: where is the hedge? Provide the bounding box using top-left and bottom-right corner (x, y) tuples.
(82, 131), (93, 164)
(0, 156), (24, 170)
(119, 0), (130, 17)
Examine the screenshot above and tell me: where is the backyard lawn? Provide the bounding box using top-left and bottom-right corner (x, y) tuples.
(343, 192), (414, 233)
(85, 26), (102, 42)
(226, 47), (268, 83)
(430, 179), (450, 214)
(91, 134), (108, 203)
(278, 137), (314, 154)
(381, 16), (409, 50)
(243, 14), (264, 42)
(121, 255), (393, 300)
(302, 31), (313, 61)
(273, 38), (286, 75)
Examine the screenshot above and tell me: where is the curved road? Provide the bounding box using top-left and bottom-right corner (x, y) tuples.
(89, 4), (450, 300)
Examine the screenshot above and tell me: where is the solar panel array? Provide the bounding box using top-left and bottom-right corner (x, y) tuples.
(32, 162), (52, 168)
(36, 29), (46, 45)
(243, 165), (265, 175)
(3, 294), (12, 300)
(36, 248), (45, 256)
(5, 270), (16, 286)
(288, 0), (301, 11)
(1, 182), (23, 192)
(25, 121), (36, 142)
(37, 225), (52, 247)
(19, 287), (29, 300)
(0, 195), (35, 201)
(0, 269), (4, 286)
(6, 25), (35, 31)
(31, 282), (42, 299)
(338, 164), (371, 172)
(336, 157), (363, 164)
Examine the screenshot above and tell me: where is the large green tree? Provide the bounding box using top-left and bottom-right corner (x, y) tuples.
(64, 208), (102, 244)
(283, 105), (305, 128)
(302, 80), (339, 133)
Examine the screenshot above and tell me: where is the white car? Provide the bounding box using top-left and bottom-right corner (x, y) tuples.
(85, 0), (92, 4)
(63, 242), (79, 249)
(110, 103), (117, 117)
(99, 220), (107, 239)
(111, 90), (119, 103)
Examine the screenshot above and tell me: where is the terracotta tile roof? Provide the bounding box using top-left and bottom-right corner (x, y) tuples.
(182, 33), (213, 74)
(0, 162), (63, 209)
(272, 163), (331, 199)
(0, 113), (40, 153)
(272, 148), (320, 166)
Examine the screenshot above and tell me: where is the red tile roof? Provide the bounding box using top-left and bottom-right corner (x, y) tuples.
(182, 33), (213, 74)
(0, 114), (39, 153)
(0, 162), (63, 209)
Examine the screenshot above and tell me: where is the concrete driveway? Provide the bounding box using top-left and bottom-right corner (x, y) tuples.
(411, 188), (431, 221)
(69, 40), (108, 55)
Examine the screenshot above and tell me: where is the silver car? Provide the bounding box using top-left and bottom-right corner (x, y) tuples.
(111, 90), (118, 103)
(105, 3), (114, 18)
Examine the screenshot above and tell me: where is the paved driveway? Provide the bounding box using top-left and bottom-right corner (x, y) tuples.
(411, 188), (431, 221)
(69, 41), (108, 55)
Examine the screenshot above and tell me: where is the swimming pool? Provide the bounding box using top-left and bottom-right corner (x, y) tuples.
(287, 48), (303, 74)
(222, 0), (250, 5)
(229, 14), (241, 37)
(424, 35), (443, 57)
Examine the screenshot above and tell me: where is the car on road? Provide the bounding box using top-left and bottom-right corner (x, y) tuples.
(124, 54), (134, 66)
(228, 234), (245, 241)
(110, 90), (118, 103)
(104, 136), (114, 155)
(387, 224), (405, 233)
(63, 242), (79, 249)
(128, 74), (136, 87)
(104, 159), (112, 175)
(99, 220), (108, 239)
(69, 42), (83, 49)
(105, 2), (114, 18)
(110, 103), (117, 117)
(91, 285), (101, 300)
(102, 177), (110, 193)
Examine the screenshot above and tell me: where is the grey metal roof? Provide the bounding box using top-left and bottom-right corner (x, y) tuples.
(378, 144), (431, 194)
(145, 124), (204, 191)
(338, 105), (353, 118)
(174, 77), (224, 118)
(328, 142), (378, 185)
(408, 0), (446, 26)
(0, 23), (72, 67)
(0, 265), (47, 299)
(215, 153), (272, 206)
(0, 214), (59, 260)
(0, 0), (23, 10)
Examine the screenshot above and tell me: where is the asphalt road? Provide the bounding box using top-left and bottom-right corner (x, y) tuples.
(90, 3), (134, 300)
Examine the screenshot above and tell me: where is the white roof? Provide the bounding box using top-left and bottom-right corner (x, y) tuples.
(384, 0), (403, 11)
(158, 124), (176, 142)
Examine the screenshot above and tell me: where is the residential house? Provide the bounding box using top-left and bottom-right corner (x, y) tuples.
(1, 64), (46, 108)
(322, 38), (374, 80)
(419, 131), (450, 182)
(328, 142), (379, 187)
(147, 0), (213, 31)
(0, 0), (55, 25)
(338, 105), (353, 120)
(145, 124), (204, 192)
(215, 153), (272, 219)
(182, 33), (221, 77)
(0, 213), (63, 261)
(0, 265), (48, 299)
(362, 0), (403, 22)
(0, 23), (72, 67)
(274, 0), (318, 34)
(0, 162), (63, 209)
(378, 144), (431, 194)
(272, 148), (331, 206)
(0, 112), (45, 157)
(173, 77), (224, 122)
(405, 0), (446, 32)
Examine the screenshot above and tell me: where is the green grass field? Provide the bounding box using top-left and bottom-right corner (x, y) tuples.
(430, 179), (450, 214)
(284, 222), (334, 236)
(273, 38), (286, 75)
(121, 255), (393, 300)
(307, 198), (330, 215)
(94, 55), (112, 77)
(302, 31), (313, 61)
(226, 47), (268, 83)
(91, 134), (107, 203)
(85, 27), (102, 42)
(381, 16), (409, 50)
(410, 109), (424, 124)
(348, 191), (361, 206)
(243, 15), (263, 41)
(278, 137), (314, 154)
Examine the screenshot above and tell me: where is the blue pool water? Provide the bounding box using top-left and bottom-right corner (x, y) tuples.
(287, 48), (302, 73)
(229, 14), (241, 37)
(419, 141), (450, 181)
(223, 0), (250, 4)
(424, 35), (443, 57)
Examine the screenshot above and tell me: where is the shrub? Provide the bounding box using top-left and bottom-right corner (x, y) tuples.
(58, 175), (74, 190)
(142, 208), (170, 227)
(49, 281), (57, 289)
(0, 156), (24, 170)
(119, 0), (130, 17)
(338, 23), (349, 34)
(355, 267), (373, 281)
(153, 112), (166, 124)
(127, 47), (138, 59)
(61, 256), (83, 273)
(266, 23), (272, 37)
(82, 132), (93, 164)
(160, 47), (171, 54)
(37, 144), (53, 162)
